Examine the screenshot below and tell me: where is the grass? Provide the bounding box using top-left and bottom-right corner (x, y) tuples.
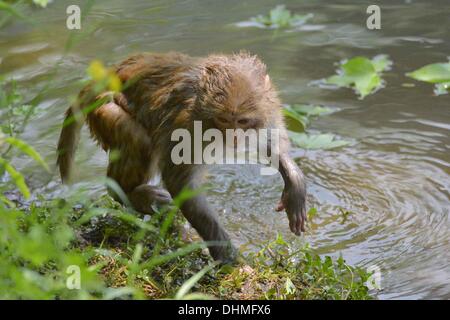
(0, 190), (372, 300)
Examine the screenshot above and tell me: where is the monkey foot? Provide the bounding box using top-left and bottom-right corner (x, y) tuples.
(128, 184), (172, 215)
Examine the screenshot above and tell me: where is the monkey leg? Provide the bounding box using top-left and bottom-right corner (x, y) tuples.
(87, 98), (172, 214)
(162, 163), (237, 263)
(106, 155), (173, 214)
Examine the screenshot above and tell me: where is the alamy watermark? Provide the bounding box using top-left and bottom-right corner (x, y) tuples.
(171, 121), (280, 176)
(66, 265), (81, 290)
(66, 5), (81, 30)
(366, 5), (381, 30)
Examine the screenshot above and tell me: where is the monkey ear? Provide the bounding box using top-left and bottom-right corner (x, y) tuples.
(264, 75), (271, 90)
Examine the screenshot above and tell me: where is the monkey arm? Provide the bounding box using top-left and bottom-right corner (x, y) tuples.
(162, 163), (237, 263)
(276, 153), (307, 235)
(266, 126), (307, 235)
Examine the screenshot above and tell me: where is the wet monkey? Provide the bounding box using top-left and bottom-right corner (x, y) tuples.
(57, 52), (307, 262)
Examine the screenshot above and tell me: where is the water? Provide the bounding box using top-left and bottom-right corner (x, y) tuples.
(1, 0), (449, 299)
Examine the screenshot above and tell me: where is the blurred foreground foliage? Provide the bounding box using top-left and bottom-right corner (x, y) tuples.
(0, 193), (372, 299)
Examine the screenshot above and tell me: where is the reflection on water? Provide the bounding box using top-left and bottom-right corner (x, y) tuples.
(0, 0), (449, 299)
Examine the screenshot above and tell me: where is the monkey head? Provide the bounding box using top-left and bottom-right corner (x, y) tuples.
(194, 53), (280, 133)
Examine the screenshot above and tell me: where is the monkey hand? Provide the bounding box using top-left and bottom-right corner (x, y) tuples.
(275, 181), (306, 236)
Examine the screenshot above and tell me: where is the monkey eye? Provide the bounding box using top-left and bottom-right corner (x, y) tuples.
(237, 118), (250, 125)
(217, 116), (228, 123)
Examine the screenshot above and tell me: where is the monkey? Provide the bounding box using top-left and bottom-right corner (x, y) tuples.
(57, 51), (307, 263)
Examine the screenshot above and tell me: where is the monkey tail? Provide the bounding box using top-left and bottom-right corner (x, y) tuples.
(56, 104), (85, 184)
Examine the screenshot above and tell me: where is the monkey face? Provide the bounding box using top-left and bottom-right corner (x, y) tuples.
(212, 112), (258, 130)
(196, 54), (275, 132)
(199, 77), (266, 131)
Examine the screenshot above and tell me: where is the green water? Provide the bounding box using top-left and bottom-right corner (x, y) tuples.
(1, 0), (449, 299)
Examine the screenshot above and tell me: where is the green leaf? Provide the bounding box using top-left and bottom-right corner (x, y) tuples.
(406, 61), (450, 95)
(270, 5), (291, 27)
(175, 265), (213, 299)
(307, 207), (318, 219)
(371, 54), (393, 73)
(406, 62), (450, 84)
(32, 0), (52, 8)
(0, 1), (25, 18)
(291, 104), (333, 117)
(324, 55), (392, 99)
(251, 5), (313, 29)
(283, 106), (308, 132)
(289, 132), (351, 150)
(283, 104), (334, 133)
(0, 157), (30, 199)
(4, 137), (49, 172)
(285, 277), (296, 295)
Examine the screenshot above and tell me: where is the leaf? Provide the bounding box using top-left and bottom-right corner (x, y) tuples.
(4, 137), (49, 172)
(250, 5), (313, 29)
(324, 55), (392, 99)
(285, 277), (296, 295)
(307, 207), (318, 219)
(175, 265), (213, 299)
(291, 104), (333, 117)
(289, 132), (351, 150)
(371, 54), (393, 73)
(283, 104), (334, 133)
(406, 62), (450, 83)
(269, 5), (291, 27)
(406, 62), (450, 95)
(282, 106), (308, 132)
(32, 0), (52, 8)
(0, 1), (25, 18)
(0, 157), (30, 199)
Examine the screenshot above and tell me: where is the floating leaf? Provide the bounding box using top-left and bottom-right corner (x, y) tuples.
(289, 132), (350, 150)
(371, 54), (393, 73)
(283, 106), (309, 132)
(324, 55), (392, 99)
(249, 5), (313, 29)
(406, 61), (450, 95)
(406, 62), (450, 83)
(283, 104), (333, 133)
(291, 104), (333, 117)
(32, 0), (52, 8)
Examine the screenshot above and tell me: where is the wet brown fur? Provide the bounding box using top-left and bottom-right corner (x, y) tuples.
(57, 52), (306, 262)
